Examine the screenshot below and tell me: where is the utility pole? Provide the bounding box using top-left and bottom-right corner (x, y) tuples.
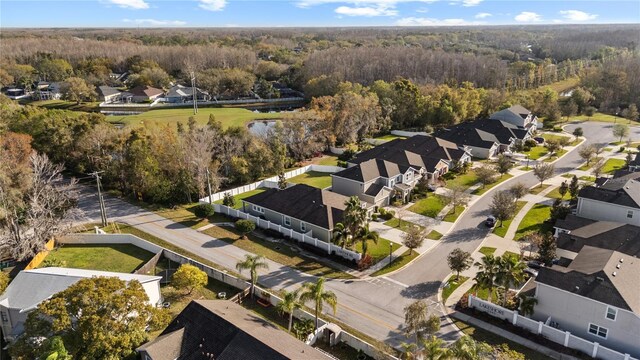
(205, 168), (213, 204)
(89, 171), (108, 227)
(191, 71), (198, 115)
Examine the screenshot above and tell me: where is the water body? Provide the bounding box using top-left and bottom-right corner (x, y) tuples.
(248, 120), (279, 137)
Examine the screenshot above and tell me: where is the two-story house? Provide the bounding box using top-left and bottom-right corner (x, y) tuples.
(533, 246), (640, 358)
(331, 158), (421, 207)
(576, 171), (640, 226)
(490, 105), (539, 133)
(165, 84), (210, 103)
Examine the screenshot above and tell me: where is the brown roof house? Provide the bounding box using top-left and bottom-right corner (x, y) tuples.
(130, 85), (164, 103)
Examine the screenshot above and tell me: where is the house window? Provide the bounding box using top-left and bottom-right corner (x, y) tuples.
(284, 216), (291, 226)
(252, 205), (264, 214)
(0, 311), (7, 323)
(606, 306), (617, 321)
(396, 175), (402, 182)
(300, 222), (306, 232)
(588, 323), (608, 339)
(627, 210), (634, 219)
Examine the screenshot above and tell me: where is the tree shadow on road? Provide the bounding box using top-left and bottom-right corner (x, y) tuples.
(400, 281), (441, 299)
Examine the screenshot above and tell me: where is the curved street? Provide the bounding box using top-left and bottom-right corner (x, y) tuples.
(77, 121), (640, 348)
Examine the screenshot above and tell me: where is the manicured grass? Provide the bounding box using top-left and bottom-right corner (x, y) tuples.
(528, 184), (551, 195)
(314, 155), (339, 166)
(214, 188), (266, 209)
(446, 171), (480, 190)
(571, 112), (638, 125)
(22, 99), (100, 112)
(288, 171), (333, 189)
(492, 201), (527, 238)
(442, 275), (468, 303)
(541, 133), (580, 147)
(202, 225), (355, 279)
(560, 173), (574, 179)
(603, 147), (613, 152)
(502, 251), (521, 262)
(478, 247), (496, 257)
(452, 319), (552, 360)
(522, 146), (548, 160)
(354, 237), (400, 264)
(384, 217), (425, 233)
(545, 187), (570, 200)
(443, 205), (466, 222)
(373, 134), (406, 141)
(427, 230), (443, 240)
(579, 175), (596, 182)
(544, 149), (567, 162)
(42, 244), (154, 273)
(108, 107), (282, 129)
(155, 203), (229, 229)
(408, 195), (445, 218)
(601, 158), (627, 175)
(370, 250), (418, 277)
(514, 204), (553, 240)
(472, 174), (513, 195)
(517, 166), (532, 171)
(543, 77), (580, 93)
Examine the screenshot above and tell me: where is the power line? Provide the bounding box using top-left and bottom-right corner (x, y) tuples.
(88, 171), (108, 227)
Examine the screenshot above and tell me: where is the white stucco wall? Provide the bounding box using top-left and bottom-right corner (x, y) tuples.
(576, 198), (640, 226)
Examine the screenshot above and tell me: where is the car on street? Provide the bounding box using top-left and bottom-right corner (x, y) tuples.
(485, 215), (496, 228)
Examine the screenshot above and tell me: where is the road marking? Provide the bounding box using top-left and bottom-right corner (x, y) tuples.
(337, 302), (401, 332)
(382, 277), (409, 288)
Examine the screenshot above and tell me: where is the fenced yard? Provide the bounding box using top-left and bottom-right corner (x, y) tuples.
(41, 244), (155, 273)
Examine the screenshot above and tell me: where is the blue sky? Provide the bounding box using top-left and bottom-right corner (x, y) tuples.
(1, 0), (638, 27)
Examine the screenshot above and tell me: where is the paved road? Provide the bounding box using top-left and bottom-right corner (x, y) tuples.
(77, 122), (640, 347)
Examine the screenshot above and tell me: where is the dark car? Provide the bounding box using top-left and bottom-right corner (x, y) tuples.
(527, 260), (544, 269)
(534, 137), (545, 144)
(485, 215), (496, 228)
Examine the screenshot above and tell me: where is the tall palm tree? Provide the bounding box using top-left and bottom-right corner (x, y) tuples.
(332, 222), (349, 249)
(343, 196), (367, 244)
(421, 336), (449, 360)
(448, 335), (492, 360)
(473, 254), (499, 303)
(399, 342), (418, 360)
(517, 293), (538, 317)
(495, 255), (527, 306)
(235, 254), (269, 299)
(299, 277), (338, 330)
(356, 223), (379, 256)
(275, 289), (301, 333)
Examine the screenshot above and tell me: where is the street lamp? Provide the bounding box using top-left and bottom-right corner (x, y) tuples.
(389, 243), (393, 265)
(526, 155), (530, 169)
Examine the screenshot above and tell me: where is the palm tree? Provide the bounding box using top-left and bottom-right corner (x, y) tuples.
(275, 289), (301, 333)
(473, 254), (499, 303)
(332, 222), (349, 249)
(235, 254), (269, 299)
(517, 293), (538, 317)
(495, 255), (527, 307)
(356, 223), (379, 256)
(343, 196), (367, 243)
(399, 342), (418, 360)
(299, 277), (338, 330)
(421, 336), (449, 360)
(448, 336), (492, 360)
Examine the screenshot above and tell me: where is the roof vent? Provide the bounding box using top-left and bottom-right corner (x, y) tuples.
(612, 272), (617, 277)
(616, 264), (621, 269)
(619, 258), (624, 263)
(574, 286), (580, 291)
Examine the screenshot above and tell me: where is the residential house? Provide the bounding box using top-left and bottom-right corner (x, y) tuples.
(34, 81), (62, 100)
(97, 85), (132, 103)
(3, 86), (30, 100)
(490, 105), (539, 133)
(137, 300), (330, 360)
(129, 85), (164, 103)
(0, 267), (162, 342)
(533, 246), (640, 357)
(242, 184), (361, 243)
(576, 171), (640, 226)
(332, 158), (420, 206)
(628, 153), (640, 172)
(165, 84), (210, 103)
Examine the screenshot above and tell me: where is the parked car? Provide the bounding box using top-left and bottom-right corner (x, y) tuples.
(524, 267), (539, 277)
(485, 215), (496, 228)
(534, 137), (545, 144)
(527, 260), (544, 269)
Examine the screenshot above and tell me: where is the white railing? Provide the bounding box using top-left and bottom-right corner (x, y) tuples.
(99, 96), (304, 109)
(213, 204), (361, 262)
(468, 295), (638, 360)
(391, 130), (428, 137)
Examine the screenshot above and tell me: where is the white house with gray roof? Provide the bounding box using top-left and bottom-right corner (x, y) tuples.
(576, 172), (640, 226)
(0, 267), (162, 342)
(490, 105), (539, 132)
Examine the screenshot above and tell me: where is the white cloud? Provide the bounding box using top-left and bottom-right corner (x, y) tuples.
(559, 10), (597, 21)
(122, 18), (187, 26)
(475, 12), (491, 19)
(396, 17), (483, 26)
(199, 0), (227, 11)
(461, 0), (482, 7)
(108, 0), (149, 9)
(296, 0), (438, 9)
(335, 5), (397, 16)
(514, 11), (542, 22)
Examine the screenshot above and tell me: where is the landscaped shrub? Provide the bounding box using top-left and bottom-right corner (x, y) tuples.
(222, 192), (235, 207)
(525, 139), (537, 148)
(194, 203), (215, 218)
(379, 210), (395, 220)
(357, 254), (373, 270)
(235, 219), (256, 238)
(371, 213), (378, 221)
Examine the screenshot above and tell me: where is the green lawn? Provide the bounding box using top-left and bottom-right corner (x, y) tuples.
(443, 205), (466, 222)
(288, 171), (333, 189)
(373, 134), (406, 141)
(577, 157), (601, 171)
(492, 201), (527, 238)
(541, 134), (581, 147)
(528, 184), (551, 195)
(601, 158), (627, 175)
(383, 217), (425, 233)
(514, 204), (553, 240)
(522, 146), (548, 160)
(571, 112), (639, 125)
(314, 155), (339, 166)
(42, 244), (154, 273)
(214, 189), (266, 209)
(544, 149), (567, 162)
(408, 195), (446, 218)
(107, 107), (282, 129)
(545, 187), (570, 200)
(21, 99), (100, 112)
(543, 77), (580, 93)
(354, 238), (400, 264)
(442, 275), (468, 303)
(370, 250), (418, 277)
(202, 225), (354, 279)
(478, 247), (496, 257)
(155, 203), (229, 229)
(579, 175), (596, 182)
(427, 230), (443, 240)
(472, 174), (513, 195)
(446, 171), (480, 190)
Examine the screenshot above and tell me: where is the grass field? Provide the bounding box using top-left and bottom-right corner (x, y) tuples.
(545, 187), (570, 200)
(478, 247), (496, 257)
(373, 134), (406, 141)
(492, 201), (527, 238)
(442, 275), (468, 303)
(522, 146), (548, 160)
(288, 171), (333, 189)
(107, 107), (282, 129)
(42, 244), (154, 273)
(571, 112), (638, 125)
(529, 184), (551, 195)
(408, 195), (445, 218)
(445, 171), (479, 190)
(370, 250), (418, 277)
(214, 189), (266, 209)
(155, 203), (229, 229)
(541, 133), (580, 146)
(427, 230), (443, 240)
(543, 77), (580, 93)
(313, 155), (340, 166)
(384, 217), (425, 233)
(544, 149), (567, 162)
(577, 157), (602, 171)
(601, 158), (627, 175)
(443, 205), (466, 222)
(514, 204), (553, 240)
(22, 99), (100, 112)
(472, 174), (513, 196)
(353, 238), (400, 264)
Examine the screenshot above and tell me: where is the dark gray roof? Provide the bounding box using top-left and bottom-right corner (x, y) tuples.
(333, 159), (408, 183)
(166, 84), (208, 98)
(97, 85), (121, 97)
(139, 300), (330, 360)
(435, 118), (528, 149)
(554, 214), (597, 231)
(556, 217), (640, 257)
(536, 246), (640, 313)
(243, 184), (348, 230)
(490, 105), (532, 123)
(364, 183), (385, 196)
(578, 172), (640, 209)
(630, 153), (640, 167)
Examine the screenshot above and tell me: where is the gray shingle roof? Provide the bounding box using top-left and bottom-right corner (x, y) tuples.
(333, 159), (405, 183)
(556, 216), (640, 257)
(97, 85), (121, 97)
(578, 172), (640, 209)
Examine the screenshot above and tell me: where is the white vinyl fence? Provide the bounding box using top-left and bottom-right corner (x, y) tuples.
(468, 295), (638, 360)
(390, 130), (429, 137)
(214, 204), (361, 262)
(199, 164), (343, 203)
